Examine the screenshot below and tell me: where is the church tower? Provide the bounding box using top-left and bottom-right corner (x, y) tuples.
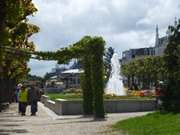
(174, 17), (177, 27)
(155, 24), (159, 47)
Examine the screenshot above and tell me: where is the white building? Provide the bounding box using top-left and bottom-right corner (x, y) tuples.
(60, 69), (83, 89)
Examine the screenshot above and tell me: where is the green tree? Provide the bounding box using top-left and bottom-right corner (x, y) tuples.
(0, 0), (39, 103)
(162, 21), (180, 112)
(121, 56), (165, 90)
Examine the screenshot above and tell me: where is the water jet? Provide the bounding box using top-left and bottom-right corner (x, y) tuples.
(106, 53), (126, 96)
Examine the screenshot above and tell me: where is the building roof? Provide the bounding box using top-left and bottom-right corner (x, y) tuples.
(50, 75), (58, 79)
(61, 69), (84, 74)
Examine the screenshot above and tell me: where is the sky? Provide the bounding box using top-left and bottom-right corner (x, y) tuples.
(28, 0), (180, 77)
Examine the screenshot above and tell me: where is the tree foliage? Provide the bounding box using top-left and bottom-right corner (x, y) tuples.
(121, 56), (165, 89)
(0, 0), (39, 102)
(162, 20), (180, 112)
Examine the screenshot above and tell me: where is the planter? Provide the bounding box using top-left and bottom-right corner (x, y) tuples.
(41, 95), (156, 115)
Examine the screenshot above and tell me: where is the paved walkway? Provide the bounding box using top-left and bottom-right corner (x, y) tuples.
(0, 103), (150, 135)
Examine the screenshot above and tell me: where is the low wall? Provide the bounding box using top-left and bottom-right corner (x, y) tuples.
(45, 100), (55, 111)
(44, 88), (64, 93)
(55, 99), (83, 115)
(105, 100), (155, 113)
(41, 95), (156, 115)
(41, 95), (48, 104)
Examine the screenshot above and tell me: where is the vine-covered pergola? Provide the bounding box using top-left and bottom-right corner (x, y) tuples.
(35, 36), (105, 118)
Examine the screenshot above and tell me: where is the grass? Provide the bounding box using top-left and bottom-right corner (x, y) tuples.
(104, 95), (154, 100)
(113, 112), (180, 135)
(46, 92), (154, 101)
(46, 93), (82, 101)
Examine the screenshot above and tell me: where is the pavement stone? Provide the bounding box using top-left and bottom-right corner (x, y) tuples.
(0, 103), (150, 135)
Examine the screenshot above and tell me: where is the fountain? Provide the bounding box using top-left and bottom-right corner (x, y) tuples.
(106, 53), (126, 96)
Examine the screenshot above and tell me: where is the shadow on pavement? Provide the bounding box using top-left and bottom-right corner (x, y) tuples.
(37, 118), (107, 126)
(0, 124), (21, 127)
(0, 129), (28, 134)
(0, 133), (9, 135)
(0, 118), (25, 122)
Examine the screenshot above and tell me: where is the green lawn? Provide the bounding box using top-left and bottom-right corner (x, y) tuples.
(46, 92), (154, 101)
(113, 112), (180, 135)
(46, 93), (82, 101)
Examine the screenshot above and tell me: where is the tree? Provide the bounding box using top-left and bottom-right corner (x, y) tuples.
(0, 0), (39, 103)
(121, 56), (165, 90)
(162, 20), (180, 112)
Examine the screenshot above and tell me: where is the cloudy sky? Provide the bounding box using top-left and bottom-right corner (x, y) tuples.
(28, 0), (180, 77)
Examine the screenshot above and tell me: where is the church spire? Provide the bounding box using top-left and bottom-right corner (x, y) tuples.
(174, 17), (177, 27)
(155, 24), (159, 47)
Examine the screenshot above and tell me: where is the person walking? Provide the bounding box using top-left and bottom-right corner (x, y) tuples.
(16, 83), (22, 113)
(28, 85), (40, 116)
(155, 81), (163, 109)
(18, 85), (28, 116)
(16, 83), (22, 103)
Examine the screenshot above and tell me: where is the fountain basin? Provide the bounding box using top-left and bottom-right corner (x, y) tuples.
(41, 95), (156, 115)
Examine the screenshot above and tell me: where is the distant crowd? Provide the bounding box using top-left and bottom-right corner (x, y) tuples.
(14, 83), (44, 116)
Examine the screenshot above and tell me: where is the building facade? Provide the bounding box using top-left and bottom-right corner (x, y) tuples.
(122, 47), (155, 64)
(122, 19), (178, 64)
(154, 25), (170, 56)
(60, 69), (83, 89)
(44, 61), (83, 92)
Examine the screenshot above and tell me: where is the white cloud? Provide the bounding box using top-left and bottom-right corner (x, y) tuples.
(29, 0), (180, 76)
(136, 0), (180, 28)
(28, 60), (56, 76)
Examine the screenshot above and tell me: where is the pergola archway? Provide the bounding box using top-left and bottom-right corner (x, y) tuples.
(34, 36), (105, 118)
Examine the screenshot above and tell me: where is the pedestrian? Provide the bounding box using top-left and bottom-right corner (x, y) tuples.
(155, 81), (163, 109)
(18, 85), (28, 116)
(16, 83), (22, 103)
(16, 83), (22, 113)
(28, 85), (40, 116)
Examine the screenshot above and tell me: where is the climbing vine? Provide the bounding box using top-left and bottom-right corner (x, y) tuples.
(35, 36), (106, 118)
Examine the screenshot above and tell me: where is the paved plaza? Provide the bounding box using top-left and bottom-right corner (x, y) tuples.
(0, 103), (150, 135)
